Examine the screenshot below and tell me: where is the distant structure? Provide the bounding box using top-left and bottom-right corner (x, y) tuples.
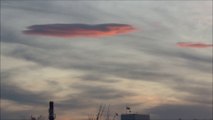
(121, 114), (150, 120)
(49, 101), (56, 120)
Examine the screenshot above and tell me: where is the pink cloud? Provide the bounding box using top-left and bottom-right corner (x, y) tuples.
(176, 42), (213, 48)
(23, 23), (135, 38)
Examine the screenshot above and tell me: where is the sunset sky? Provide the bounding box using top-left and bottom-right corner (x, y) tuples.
(1, 1), (212, 120)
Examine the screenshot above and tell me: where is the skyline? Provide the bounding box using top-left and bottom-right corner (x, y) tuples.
(1, 1), (212, 120)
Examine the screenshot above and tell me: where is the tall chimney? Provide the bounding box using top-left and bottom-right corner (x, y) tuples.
(49, 101), (55, 120)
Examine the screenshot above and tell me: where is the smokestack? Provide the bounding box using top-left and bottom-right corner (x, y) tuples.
(49, 101), (55, 120)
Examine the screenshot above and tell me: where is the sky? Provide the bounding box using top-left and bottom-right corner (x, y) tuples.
(1, 1), (212, 120)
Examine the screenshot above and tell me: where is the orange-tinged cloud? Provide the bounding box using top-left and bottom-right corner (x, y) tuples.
(176, 42), (213, 48)
(23, 23), (135, 38)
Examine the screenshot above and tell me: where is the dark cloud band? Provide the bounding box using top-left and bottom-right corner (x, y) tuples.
(176, 42), (213, 48)
(23, 23), (135, 38)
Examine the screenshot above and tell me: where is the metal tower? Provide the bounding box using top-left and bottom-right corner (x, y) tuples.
(49, 101), (56, 120)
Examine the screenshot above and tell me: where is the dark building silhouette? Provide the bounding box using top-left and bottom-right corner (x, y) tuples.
(121, 114), (150, 120)
(49, 101), (56, 120)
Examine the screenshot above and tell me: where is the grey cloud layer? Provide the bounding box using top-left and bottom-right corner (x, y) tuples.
(1, 69), (52, 105)
(147, 104), (212, 119)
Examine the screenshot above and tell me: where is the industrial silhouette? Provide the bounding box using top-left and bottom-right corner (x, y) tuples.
(27, 101), (210, 120)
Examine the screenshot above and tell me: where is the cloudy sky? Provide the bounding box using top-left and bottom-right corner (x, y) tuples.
(1, 1), (212, 120)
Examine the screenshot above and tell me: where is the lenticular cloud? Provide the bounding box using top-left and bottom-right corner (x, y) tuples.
(176, 42), (213, 48)
(23, 23), (135, 38)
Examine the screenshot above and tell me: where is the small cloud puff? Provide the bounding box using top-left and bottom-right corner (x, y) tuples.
(176, 42), (213, 48)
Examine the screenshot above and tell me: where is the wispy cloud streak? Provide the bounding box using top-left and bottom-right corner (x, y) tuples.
(23, 23), (135, 38)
